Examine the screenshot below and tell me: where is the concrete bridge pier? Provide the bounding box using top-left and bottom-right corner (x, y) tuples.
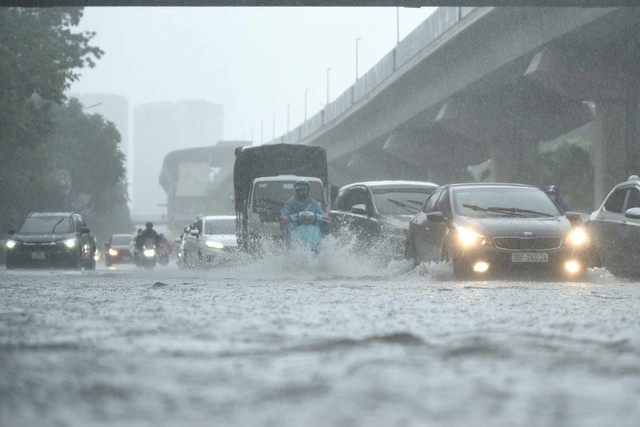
(525, 45), (640, 205)
(382, 127), (484, 184)
(435, 80), (593, 183)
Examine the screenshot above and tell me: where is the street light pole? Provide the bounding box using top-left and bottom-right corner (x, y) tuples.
(356, 37), (362, 80)
(326, 68), (331, 104)
(304, 88), (309, 121)
(396, 7), (400, 45)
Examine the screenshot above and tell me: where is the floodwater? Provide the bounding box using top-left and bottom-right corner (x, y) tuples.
(1, 240), (640, 427)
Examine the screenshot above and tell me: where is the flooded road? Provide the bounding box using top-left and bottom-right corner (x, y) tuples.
(1, 250), (639, 427)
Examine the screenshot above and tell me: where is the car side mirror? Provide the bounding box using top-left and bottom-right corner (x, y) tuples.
(8, 228), (16, 235)
(81, 227), (91, 234)
(426, 212), (445, 222)
(624, 207), (640, 219)
(351, 204), (367, 215)
(565, 211), (584, 226)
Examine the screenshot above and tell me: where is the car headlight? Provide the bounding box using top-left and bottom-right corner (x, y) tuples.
(6, 240), (16, 249)
(108, 248), (118, 256)
(456, 227), (487, 247)
(567, 227), (587, 246)
(206, 240), (224, 249)
(63, 238), (77, 249)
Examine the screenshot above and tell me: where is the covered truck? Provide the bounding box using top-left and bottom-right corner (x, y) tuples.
(233, 143), (329, 252)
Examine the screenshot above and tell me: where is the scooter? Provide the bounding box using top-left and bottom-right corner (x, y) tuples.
(157, 236), (173, 265)
(135, 238), (157, 268)
(282, 211), (329, 254)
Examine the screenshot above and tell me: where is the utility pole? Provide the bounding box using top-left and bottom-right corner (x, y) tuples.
(326, 68), (331, 104)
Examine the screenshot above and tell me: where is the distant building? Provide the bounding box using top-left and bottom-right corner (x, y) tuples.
(72, 93), (131, 201)
(132, 100), (224, 218)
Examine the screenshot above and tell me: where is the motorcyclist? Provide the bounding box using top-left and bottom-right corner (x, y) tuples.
(544, 184), (572, 212)
(280, 179), (328, 222)
(280, 179), (330, 249)
(136, 221), (161, 250)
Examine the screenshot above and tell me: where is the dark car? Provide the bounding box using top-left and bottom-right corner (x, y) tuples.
(405, 183), (588, 280)
(330, 180), (438, 257)
(104, 233), (135, 266)
(5, 212), (96, 270)
(586, 175), (640, 278)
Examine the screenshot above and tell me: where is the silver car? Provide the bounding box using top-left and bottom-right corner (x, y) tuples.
(587, 175), (640, 278)
(182, 215), (238, 267)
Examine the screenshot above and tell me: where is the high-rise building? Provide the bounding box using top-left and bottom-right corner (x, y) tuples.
(73, 93), (131, 201)
(132, 100), (224, 218)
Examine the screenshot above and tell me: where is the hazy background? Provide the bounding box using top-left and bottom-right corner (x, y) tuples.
(71, 7), (437, 141)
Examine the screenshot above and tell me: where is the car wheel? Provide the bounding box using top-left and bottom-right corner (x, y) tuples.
(404, 239), (417, 266)
(452, 256), (473, 280)
(443, 244), (472, 280)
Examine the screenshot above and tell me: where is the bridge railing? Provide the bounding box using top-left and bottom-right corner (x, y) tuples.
(269, 6), (477, 146)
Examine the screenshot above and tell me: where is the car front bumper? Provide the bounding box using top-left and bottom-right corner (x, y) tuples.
(454, 244), (588, 278)
(7, 245), (81, 268)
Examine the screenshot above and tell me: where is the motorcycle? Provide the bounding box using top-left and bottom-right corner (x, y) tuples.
(282, 210), (329, 254)
(135, 238), (157, 268)
(157, 235), (173, 265)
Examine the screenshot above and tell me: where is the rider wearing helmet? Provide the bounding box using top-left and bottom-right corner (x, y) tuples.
(543, 184), (572, 213)
(136, 221), (161, 250)
(280, 178), (327, 223)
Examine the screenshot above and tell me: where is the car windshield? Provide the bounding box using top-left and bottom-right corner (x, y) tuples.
(111, 235), (132, 245)
(253, 181), (325, 211)
(204, 218), (236, 235)
(19, 216), (72, 234)
(372, 188), (434, 215)
(453, 187), (562, 218)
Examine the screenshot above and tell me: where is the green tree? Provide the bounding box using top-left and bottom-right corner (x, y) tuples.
(0, 7), (102, 235)
(45, 99), (132, 241)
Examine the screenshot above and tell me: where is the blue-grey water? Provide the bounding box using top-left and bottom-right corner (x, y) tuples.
(1, 242), (639, 427)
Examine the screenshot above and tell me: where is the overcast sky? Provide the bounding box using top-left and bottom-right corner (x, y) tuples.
(70, 7), (437, 143)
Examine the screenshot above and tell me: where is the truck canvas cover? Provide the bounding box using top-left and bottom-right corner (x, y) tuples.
(233, 143), (328, 212)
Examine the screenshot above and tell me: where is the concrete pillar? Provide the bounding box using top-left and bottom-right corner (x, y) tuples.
(593, 99), (639, 206)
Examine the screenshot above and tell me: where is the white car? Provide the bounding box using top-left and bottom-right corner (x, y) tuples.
(182, 215), (238, 267)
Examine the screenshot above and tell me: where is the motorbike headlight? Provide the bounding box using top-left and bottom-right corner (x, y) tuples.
(6, 240), (16, 249)
(567, 227), (587, 246)
(456, 227), (487, 247)
(143, 248), (156, 257)
(206, 240), (224, 249)
(108, 248), (118, 256)
(63, 238), (77, 249)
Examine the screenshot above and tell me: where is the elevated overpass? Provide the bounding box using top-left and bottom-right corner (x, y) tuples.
(211, 6), (640, 207)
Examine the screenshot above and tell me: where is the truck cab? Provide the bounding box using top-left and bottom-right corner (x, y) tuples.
(245, 175), (326, 246)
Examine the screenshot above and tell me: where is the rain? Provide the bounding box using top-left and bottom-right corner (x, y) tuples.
(2, 4), (640, 427)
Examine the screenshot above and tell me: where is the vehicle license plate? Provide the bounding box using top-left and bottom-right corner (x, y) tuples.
(511, 252), (548, 263)
(31, 252), (45, 260)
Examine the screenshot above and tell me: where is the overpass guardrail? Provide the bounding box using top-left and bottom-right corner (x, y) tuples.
(268, 6), (478, 145)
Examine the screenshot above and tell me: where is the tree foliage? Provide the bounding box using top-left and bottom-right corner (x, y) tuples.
(0, 7), (103, 150)
(0, 7), (132, 243)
